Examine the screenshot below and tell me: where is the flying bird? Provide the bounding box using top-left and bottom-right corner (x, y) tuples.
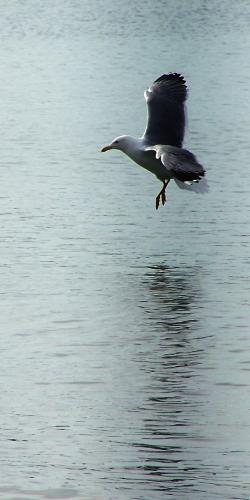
(101, 73), (207, 209)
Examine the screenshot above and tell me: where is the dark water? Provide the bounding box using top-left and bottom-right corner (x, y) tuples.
(0, 1), (250, 499)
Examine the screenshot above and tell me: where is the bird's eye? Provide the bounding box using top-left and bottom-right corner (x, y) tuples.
(114, 140), (118, 144)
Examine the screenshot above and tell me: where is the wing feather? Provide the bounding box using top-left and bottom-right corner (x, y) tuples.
(161, 148), (205, 182)
(143, 73), (187, 147)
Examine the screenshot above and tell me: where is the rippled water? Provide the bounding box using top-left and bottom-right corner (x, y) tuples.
(0, 1), (250, 499)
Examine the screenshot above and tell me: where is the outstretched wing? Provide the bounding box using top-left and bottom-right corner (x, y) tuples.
(143, 73), (187, 147)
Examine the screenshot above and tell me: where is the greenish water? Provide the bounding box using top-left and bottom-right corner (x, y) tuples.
(0, 1), (250, 499)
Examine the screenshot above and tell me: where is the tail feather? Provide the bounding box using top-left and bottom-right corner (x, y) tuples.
(174, 177), (209, 193)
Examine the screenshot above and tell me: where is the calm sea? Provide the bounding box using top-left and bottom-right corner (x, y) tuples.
(0, 1), (250, 499)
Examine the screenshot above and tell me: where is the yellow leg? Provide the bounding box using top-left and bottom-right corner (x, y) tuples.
(155, 180), (170, 210)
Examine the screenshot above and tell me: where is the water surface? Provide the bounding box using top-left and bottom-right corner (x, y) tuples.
(0, 1), (250, 499)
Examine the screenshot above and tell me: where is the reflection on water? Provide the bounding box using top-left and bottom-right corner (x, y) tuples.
(130, 265), (209, 497)
(142, 264), (200, 331)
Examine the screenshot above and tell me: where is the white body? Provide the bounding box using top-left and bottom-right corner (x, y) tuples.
(122, 137), (171, 182)
(104, 135), (208, 193)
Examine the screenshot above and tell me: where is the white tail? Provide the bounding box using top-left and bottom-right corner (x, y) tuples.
(174, 177), (209, 194)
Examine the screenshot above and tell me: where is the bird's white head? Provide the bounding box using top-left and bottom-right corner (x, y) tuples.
(101, 135), (135, 154)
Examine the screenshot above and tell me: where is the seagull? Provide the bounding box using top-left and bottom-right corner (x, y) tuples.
(101, 73), (208, 209)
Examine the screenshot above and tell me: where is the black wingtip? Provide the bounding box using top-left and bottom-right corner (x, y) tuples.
(154, 72), (187, 87)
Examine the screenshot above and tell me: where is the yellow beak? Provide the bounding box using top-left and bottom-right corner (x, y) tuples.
(101, 144), (112, 152)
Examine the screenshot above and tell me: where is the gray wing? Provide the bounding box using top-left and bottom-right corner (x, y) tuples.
(161, 146), (205, 182)
(143, 73), (187, 147)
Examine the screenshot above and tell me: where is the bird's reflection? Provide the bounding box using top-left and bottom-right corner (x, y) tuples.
(130, 263), (209, 493)
(140, 263), (200, 336)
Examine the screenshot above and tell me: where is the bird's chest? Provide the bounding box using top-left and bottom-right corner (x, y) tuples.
(127, 149), (171, 182)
